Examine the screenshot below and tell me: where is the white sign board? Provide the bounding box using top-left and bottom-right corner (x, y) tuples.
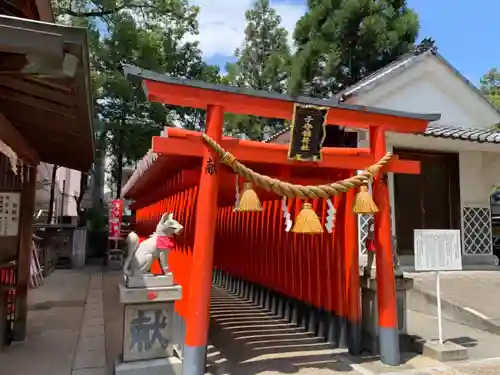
(414, 229), (462, 271)
(0, 192), (21, 236)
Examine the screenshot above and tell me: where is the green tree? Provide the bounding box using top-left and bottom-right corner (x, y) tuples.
(52, 0), (221, 197)
(223, 0), (291, 140)
(480, 68), (500, 110)
(290, 0), (420, 98)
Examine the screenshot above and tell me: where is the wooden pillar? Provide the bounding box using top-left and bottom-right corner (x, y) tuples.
(14, 165), (37, 341)
(344, 188), (361, 355)
(370, 126), (400, 365)
(183, 105), (224, 375)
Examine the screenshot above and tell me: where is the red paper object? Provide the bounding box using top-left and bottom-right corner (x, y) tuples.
(109, 199), (123, 238)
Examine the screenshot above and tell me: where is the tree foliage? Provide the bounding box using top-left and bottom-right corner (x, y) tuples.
(52, 0), (220, 196)
(289, 0), (420, 98)
(223, 0), (291, 140)
(480, 68), (500, 110)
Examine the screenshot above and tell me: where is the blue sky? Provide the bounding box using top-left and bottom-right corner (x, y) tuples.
(409, 0), (500, 85)
(194, 0), (499, 86)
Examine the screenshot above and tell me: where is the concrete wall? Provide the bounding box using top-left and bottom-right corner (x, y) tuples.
(35, 162), (81, 220)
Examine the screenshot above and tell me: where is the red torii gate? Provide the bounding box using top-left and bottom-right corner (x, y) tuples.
(123, 64), (440, 375)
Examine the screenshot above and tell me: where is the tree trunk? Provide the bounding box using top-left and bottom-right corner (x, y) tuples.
(92, 133), (106, 210)
(47, 165), (58, 224)
(115, 153), (123, 199)
(75, 172), (88, 226)
(115, 122), (124, 199)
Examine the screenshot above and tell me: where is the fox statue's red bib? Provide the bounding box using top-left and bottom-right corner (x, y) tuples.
(122, 213), (183, 277)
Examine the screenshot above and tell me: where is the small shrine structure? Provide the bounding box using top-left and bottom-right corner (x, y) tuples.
(120, 64), (440, 375)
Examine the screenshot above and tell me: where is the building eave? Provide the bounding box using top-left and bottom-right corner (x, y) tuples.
(0, 16), (95, 171)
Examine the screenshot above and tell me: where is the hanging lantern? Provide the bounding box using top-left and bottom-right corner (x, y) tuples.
(236, 182), (262, 212)
(291, 202), (323, 234)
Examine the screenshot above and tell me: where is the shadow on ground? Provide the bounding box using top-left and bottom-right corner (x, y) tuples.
(208, 287), (419, 375)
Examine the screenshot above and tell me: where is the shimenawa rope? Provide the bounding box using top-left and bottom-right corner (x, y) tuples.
(201, 134), (393, 200)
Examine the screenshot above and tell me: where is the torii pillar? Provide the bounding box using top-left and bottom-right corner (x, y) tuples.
(371, 125), (399, 365)
(183, 105), (224, 374)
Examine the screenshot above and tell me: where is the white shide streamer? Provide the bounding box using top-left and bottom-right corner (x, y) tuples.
(233, 174), (240, 212)
(281, 196), (293, 232)
(325, 199), (336, 233)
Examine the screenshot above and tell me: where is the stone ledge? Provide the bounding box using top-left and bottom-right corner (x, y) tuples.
(422, 340), (468, 362)
(118, 283), (182, 304)
(125, 274), (174, 289)
(114, 356), (182, 375)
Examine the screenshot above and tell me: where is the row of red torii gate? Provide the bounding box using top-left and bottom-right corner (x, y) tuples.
(120, 65), (440, 375)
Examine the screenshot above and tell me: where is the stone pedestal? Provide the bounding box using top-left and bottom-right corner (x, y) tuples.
(71, 228), (87, 269)
(108, 250), (124, 270)
(114, 275), (183, 375)
(422, 340), (468, 362)
(360, 275), (413, 354)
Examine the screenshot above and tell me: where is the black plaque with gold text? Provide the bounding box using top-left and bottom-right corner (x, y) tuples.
(287, 103), (328, 162)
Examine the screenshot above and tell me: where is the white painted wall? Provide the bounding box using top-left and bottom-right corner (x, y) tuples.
(357, 56), (500, 128)
(35, 162), (81, 219)
(272, 52), (500, 265)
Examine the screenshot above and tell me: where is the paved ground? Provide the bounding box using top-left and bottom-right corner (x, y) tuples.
(409, 271), (500, 327)
(2, 267), (500, 375)
(209, 285), (500, 375)
(0, 268), (106, 375)
(407, 310), (500, 360)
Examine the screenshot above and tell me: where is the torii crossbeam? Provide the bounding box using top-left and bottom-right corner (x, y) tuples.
(123, 64), (440, 375)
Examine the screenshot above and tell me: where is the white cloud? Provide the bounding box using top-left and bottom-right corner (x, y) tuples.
(186, 0), (307, 59)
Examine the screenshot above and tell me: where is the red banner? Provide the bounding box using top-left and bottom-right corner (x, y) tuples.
(109, 199), (123, 238)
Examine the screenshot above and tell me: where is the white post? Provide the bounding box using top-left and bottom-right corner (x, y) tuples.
(436, 271), (443, 344)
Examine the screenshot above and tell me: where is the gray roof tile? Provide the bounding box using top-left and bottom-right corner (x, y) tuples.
(264, 124), (500, 145)
(423, 124), (500, 143)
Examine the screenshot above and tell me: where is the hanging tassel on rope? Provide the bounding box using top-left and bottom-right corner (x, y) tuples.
(353, 182), (379, 214)
(292, 201), (323, 234)
(236, 182), (262, 212)
(281, 196), (293, 232)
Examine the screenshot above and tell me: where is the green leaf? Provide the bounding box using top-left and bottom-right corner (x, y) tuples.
(289, 0), (421, 98)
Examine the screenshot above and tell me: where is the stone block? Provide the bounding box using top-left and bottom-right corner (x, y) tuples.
(118, 283), (181, 304)
(72, 367), (107, 375)
(80, 325), (105, 338)
(115, 356), (182, 375)
(73, 349), (106, 369)
(360, 276), (414, 354)
(108, 250), (124, 270)
(125, 274), (174, 289)
(83, 306), (103, 319)
(77, 336), (105, 352)
(422, 340), (468, 362)
(82, 316), (105, 327)
(122, 302), (175, 362)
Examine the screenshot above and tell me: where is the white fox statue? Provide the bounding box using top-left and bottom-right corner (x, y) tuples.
(122, 212), (183, 277)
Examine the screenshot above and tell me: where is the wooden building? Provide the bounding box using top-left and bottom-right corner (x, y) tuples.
(0, 0), (94, 342)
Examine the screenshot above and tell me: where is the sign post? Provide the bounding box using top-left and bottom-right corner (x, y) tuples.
(435, 270), (443, 344)
(414, 229), (462, 344)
